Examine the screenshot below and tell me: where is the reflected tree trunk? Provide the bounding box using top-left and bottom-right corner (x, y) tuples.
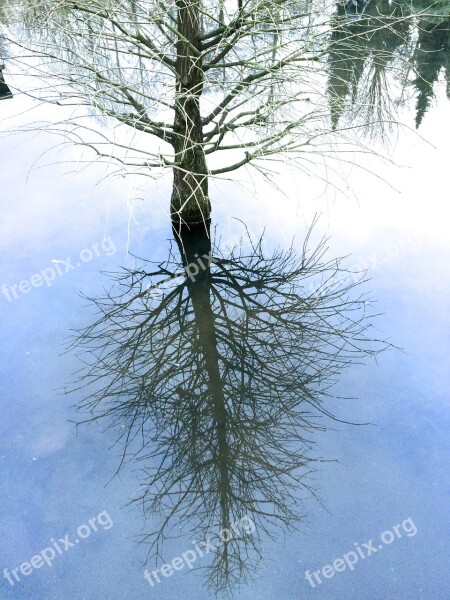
(174, 221), (231, 534)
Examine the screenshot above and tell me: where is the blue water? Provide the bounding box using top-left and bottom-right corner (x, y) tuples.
(1, 102), (449, 599)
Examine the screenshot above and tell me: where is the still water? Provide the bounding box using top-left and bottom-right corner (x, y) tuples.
(0, 3), (449, 599)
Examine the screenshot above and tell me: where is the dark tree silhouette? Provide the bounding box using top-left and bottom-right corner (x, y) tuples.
(412, 17), (450, 127)
(69, 223), (387, 592)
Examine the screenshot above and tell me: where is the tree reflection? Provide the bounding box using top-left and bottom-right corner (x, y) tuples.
(70, 222), (386, 591)
(412, 15), (450, 127)
(328, 0), (450, 132)
(328, 0), (412, 134)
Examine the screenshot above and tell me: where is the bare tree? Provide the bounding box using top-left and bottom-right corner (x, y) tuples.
(68, 223), (388, 591)
(0, 0), (434, 231)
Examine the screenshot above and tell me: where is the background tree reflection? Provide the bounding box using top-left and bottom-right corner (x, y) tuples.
(328, 0), (450, 133)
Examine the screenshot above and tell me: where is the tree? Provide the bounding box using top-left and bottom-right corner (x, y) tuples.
(412, 14), (450, 127)
(0, 0), (324, 229)
(1, 0), (437, 235)
(2, 3), (422, 590)
(326, 0), (450, 131)
(69, 223), (386, 591)
(327, 0), (413, 134)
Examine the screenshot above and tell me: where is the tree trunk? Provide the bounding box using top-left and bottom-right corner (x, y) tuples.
(174, 222), (231, 533)
(171, 0), (211, 226)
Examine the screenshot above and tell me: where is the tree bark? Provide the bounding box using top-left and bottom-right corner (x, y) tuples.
(171, 0), (211, 227)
